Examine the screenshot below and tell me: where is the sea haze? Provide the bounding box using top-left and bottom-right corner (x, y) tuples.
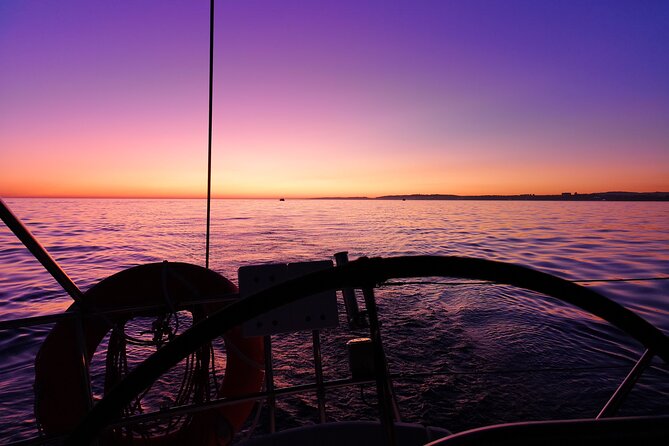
(0, 198), (668, 441)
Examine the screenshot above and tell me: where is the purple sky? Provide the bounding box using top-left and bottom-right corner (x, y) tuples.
(1, 0), (668, 197)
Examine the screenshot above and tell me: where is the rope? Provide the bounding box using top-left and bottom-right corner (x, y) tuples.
(105, 310), (218, 439)
(242, 390), (265, 442)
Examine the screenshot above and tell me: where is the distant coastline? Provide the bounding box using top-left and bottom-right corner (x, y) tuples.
(314, 192), (669, 201)
(4, 192), (669, 201)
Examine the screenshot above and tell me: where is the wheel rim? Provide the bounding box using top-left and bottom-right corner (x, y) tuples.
(66, 255), (669, 444)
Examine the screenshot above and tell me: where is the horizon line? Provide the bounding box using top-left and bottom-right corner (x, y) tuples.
(2, 190), (668, 200)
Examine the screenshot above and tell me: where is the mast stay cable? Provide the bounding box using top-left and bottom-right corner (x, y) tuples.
(205, 0), (215, 269)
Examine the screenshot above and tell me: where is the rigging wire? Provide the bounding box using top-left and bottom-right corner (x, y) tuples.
(572, 277), (669, 283)
(379, 276), (669, 288)
(0, 275), (666, 333)
(392, 363), (649, 380)
(205, 0), (215, 269)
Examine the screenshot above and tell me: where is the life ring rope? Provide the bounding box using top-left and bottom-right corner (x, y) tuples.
(223, 333), (265, 371)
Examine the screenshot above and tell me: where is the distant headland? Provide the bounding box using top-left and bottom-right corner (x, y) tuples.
(314, 192), (669, 201)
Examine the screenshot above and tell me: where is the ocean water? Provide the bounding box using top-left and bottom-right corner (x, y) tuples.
(0, 198), (668, 442)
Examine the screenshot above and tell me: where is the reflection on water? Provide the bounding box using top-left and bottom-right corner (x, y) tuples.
(0, 198), (668, 441)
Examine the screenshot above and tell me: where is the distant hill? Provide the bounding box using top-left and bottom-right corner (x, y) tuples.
(314, 192), (669, 201)
(312, 196), (372, 200)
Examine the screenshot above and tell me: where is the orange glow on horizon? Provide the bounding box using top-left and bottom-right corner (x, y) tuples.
(2, 2), (668, 200)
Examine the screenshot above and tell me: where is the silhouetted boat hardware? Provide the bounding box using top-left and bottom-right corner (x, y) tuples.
(2, 0), (668, 443)
(1, 198), (669, 445)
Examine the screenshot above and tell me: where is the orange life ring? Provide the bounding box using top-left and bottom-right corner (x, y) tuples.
(34, 262), (264, 445)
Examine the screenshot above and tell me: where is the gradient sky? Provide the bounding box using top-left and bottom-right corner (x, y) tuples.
(1, 0), (668, 198)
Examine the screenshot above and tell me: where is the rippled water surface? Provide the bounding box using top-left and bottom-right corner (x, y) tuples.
(0, 198), (668, 442)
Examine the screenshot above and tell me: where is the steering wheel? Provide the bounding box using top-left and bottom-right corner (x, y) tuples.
(65, 256), (669, 444)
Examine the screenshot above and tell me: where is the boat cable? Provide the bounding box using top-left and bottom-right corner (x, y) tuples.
(573, 276), (669, 283)
(240, 384), (266, 442)
(381, 276), (669, 288)
(393, 363), (665, 380)
(0, 275), (665, 333)
(205, 0), (214, 270)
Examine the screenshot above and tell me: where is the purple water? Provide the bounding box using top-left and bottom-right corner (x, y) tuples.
(0, 198), (668, 442)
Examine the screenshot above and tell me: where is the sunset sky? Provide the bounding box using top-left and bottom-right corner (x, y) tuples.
(1, 1), (668, 198)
